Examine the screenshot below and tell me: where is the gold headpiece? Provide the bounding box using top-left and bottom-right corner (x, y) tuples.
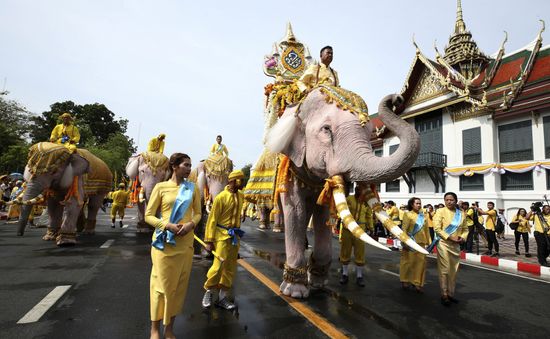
(318, 85), (369, 126)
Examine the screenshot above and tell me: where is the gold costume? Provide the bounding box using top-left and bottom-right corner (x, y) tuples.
(434, 207), (468, 297)
(147, 136), (165, 154)
(204, 186), (244, 290)
(110, 189), (129, 219)
(297, 63), (339, 92)
(388, 205), (401, 227)
(399, 211), (431, 287)
(145, 181), (201, 325)
(530, 213), (550, 234)
(485, 209), (497, 231)
(512, 215), (531, 233)
(339, 195), (373, 266)
(50, 123), (80, 152)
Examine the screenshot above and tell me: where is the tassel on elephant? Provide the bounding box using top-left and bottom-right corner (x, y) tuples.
(266, 86), (425, 298)
(17, 142), (112, 246)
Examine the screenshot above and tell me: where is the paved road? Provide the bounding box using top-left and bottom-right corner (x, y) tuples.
(1, 208), (549, 338)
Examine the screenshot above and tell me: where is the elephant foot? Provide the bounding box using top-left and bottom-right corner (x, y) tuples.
(308, 255), (330, 289)
(272, 225), (284, 233)
(42, 229), (58, 241)
(281, 263), (309, 298)
(280, 281), (309, 298)
(56, 232), (77, 246)
(81, 229), (95, 235)
(308, 272), (328, 289)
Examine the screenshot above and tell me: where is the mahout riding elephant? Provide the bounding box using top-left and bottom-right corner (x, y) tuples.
(126, 151), (170, 232)
(16, 142), (112, 246)
(266, 85), (424, 298)
(193, 160), (233, 212)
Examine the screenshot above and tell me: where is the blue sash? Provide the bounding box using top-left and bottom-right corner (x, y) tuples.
(152, 181), (195, 250)
(427, 208), (462, 253)
(409, 212), (425, 238)
(217, 224), (245, 245)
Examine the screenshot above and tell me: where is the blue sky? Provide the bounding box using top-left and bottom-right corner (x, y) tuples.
(1, 0), (549, 168)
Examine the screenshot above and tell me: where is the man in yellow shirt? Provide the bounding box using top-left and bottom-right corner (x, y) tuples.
(147, 134), (166, 154)
(527, 204), (550, 266)
(110, 183), (130, 228)
(339, 183), (373, 287)
(50, 113), (80, 152)
(202, 170), (245, 310)
(478, 202), (499, 257)
(297, 46), (339, 92)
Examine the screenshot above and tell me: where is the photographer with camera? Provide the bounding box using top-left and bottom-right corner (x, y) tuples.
(477, 202), (499, 257)
(510, 208), (531, 257)
(526, 203), (550, 266)
(465, 202), (486, 254)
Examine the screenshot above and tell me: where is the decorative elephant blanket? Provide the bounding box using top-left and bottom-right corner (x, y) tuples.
(204, 153), (231, 180)
(27, 142), (72, 176)
(243, 149), (278, 209)
(141, 151), (169, 176)
(77, 149), (112, 194)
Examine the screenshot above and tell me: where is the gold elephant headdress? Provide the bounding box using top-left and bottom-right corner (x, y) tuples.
(317, 85), (369, 127)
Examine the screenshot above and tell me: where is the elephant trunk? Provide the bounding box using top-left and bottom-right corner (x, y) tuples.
(346, 94), (420, 183)
(17, 181), (44, 236)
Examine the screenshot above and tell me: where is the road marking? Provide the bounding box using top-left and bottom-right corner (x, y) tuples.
(17, 285), (71, 324)
(100, 239), (115, 248)
(238, 259), (348, 339)
(379, 269), (399, 277)
(122, 224), (129, 229)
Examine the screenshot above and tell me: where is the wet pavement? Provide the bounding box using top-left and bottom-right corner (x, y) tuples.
(1, 208), (550, 338)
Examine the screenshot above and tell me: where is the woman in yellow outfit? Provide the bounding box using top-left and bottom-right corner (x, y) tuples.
(511, 208), (531, 257)
(400, 197), (431, 293)
(145, 153), (201, 339)
(431, 192), (468, 306)
(202, 170), (245, 311)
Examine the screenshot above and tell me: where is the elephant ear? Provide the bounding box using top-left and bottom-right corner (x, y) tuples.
(70, 153), (90, 176)
(266, 104), (305, 167)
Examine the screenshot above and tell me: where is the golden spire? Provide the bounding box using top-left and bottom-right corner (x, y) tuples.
(285, 22), (296, 41)
(454, 0), (466, 34)
(443, 0), (487, 79)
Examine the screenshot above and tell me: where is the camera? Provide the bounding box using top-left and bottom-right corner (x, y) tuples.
(531, 201), (543, 212)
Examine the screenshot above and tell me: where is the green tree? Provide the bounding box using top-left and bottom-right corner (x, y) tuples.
(0, 95), (32, 173)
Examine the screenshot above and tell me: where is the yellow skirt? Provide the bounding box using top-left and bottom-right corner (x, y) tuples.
(399, 248), (427, 286)
(150, 232), (194, 325)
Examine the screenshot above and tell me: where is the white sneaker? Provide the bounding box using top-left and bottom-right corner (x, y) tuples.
(202, 290), (213, 308)
(216, 297), (236, 310)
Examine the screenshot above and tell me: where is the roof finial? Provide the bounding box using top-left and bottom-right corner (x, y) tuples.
(455, 0), (466, 34)
(285, 22), (296, 41)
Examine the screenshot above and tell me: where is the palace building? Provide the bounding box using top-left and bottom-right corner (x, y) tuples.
(374, 0), (550, 226)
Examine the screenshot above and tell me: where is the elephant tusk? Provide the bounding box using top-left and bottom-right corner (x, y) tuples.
(364, 188), (429, 255)
(138, 188), (145, 203)
(331, 176), (391, 252)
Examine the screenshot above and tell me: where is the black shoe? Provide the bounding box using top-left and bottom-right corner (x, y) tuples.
(356, 277), (365, 287)
(119, 221), (123, 228)
(525, 253), (532, 258)
(483, 251), (492, 255)
(111, 224), (115, 228)
(448, 296), (459, 304)
(515, 251), (520, 255)
(491, 253), (499, 257)
(441, 296), (451, 306)
(339, 274), (349, 285)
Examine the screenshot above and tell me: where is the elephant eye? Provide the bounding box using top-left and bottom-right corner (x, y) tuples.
(321, 124), (332, 134)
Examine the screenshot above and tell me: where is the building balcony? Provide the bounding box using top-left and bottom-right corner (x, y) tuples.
(412, 152), (447, 169)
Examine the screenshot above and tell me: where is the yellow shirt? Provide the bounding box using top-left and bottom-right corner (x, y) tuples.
(511, 215), (531, 234)
(111, 189), (129, 206)
(530, 213), (550, 234)
(147, 137), (165, 154)
(346, 195), (373, 231)
(297, 63), (339, 92)
(433, 207), (468, 240)
(402, 211), (431, 245)
(50, 123), (80, 145)
(204, 186), (244, 243)
(210, 143), (229, 157)
(425, 211), (434, 228)
(485, 209), (497, 231)
(144, 180), (201, 231)
(388, 206), (400, 223)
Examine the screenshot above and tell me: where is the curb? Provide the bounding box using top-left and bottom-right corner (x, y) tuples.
(377, 237), (550, 279)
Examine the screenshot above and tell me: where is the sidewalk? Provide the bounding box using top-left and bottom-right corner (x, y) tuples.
(378, 235), (550, 279)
